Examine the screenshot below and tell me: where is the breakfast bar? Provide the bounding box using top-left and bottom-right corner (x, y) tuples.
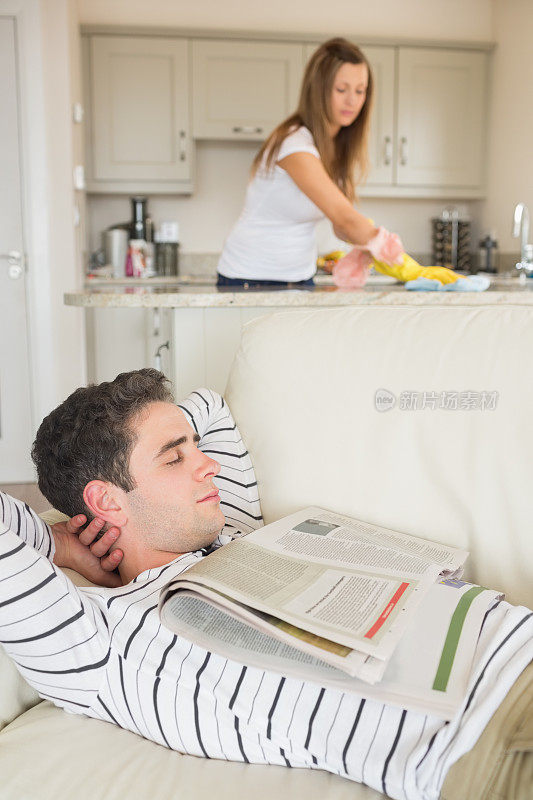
(65, 275), (533, 398)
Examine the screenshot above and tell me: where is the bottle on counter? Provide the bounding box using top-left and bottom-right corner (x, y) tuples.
(143, 216), (156, 278)
(477, 235), (499, 274)
(155, 221), (180, 276)
(128, 239), (147, 278)
(130, 196), (148, 240)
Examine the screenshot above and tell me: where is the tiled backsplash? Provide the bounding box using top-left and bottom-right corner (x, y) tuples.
(177, 252), (522, 278)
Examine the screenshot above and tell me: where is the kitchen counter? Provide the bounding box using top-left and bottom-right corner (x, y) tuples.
(76, 271), (533, 399)
(65, 274), (533, 308)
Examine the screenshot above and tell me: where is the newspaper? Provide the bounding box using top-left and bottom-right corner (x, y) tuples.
(159, 507), (469, 689)
(161, 579), (501, 719)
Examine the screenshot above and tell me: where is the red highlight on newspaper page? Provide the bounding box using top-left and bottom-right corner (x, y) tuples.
(364, 582), (410, 639)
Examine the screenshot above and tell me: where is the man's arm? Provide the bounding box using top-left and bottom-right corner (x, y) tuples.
(0, 491), (110, 712)
(178, 388), (263, 544)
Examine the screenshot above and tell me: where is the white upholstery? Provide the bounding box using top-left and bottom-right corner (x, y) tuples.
(0, 702), (382, 800)
(1, 303), (531, 799)
(227, 305), (533, 608)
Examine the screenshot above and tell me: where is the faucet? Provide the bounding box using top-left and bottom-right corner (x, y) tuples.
(512, 203), (533, 278)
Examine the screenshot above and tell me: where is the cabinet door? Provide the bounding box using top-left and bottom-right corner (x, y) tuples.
(86, 308), (174, 385)
(305, 44), (395, 187)
(361, 46), (395, 186)
(88, 36), (191, 191)
(397, 48), (487, 187)
(192, 40), (304, 141)
(86, 308), (148, 384)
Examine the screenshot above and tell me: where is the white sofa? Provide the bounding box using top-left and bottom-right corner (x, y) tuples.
(1, 303), (532, 800)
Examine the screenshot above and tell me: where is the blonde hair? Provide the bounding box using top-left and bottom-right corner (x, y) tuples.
(251, 37), (374, 202)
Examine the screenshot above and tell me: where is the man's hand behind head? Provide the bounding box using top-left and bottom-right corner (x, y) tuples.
(52, 515), (124, 587)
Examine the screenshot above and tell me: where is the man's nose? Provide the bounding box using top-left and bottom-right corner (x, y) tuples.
(195, 449), (220, 479)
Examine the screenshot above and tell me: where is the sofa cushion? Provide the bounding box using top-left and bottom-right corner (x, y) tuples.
(0, 701), (385, 800)
(226, 305), (533, 608)
(0, 562), (95, 731)
(0, 649), (40, 732)
(0, 499), (93, 732)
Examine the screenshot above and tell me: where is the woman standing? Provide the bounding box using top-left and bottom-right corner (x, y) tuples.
(216, 37), (402, 288)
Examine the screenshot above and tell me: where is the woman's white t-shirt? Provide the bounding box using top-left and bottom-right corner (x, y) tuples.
(217, 126), (325, 282)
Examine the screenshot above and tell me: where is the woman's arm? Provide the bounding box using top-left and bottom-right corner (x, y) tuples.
(277, 151), (377, 245)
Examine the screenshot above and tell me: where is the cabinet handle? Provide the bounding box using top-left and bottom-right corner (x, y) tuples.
(154, 340), (170, 372)
(399, 137), (408, 166)
(179, 130), (186, 162)
(383, 136), (392, 166)
(153, 308), (160, 337)
(232, 126), (264, 135)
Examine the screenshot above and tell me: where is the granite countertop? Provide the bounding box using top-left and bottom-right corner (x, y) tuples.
(64, 273), (533, 308)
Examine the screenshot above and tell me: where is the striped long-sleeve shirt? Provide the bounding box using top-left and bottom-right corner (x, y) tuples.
(0, 388), (531, 800)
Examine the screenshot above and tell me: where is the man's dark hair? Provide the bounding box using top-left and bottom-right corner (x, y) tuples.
(32, 368), (174, 519)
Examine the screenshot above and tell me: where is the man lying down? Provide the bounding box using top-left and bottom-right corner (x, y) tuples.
(1, 369), (531, 800)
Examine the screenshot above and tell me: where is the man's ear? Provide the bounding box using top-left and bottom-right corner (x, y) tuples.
(83, 481), (128, 527)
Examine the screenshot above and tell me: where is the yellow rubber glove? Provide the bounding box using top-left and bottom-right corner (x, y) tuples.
(372, 252), (462, 285)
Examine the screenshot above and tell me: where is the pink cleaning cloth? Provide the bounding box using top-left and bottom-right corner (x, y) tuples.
(366, 227), (404, 266)
(332, 227), (404, 288)
(332, 249), (372, 288)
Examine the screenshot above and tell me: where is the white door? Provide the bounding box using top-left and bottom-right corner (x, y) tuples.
(0, 17), (34, 481)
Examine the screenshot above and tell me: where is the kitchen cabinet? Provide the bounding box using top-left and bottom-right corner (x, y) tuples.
(357, 46), (396, 186)
(305, 43), (488, 197)
(395, 48), (487, 189)
(192, 40), (304, 141)
(86, 307), (174, 385)
(84, 36), (192, 194)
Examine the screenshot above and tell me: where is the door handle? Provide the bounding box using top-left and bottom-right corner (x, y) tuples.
(0, 250), (24, 279)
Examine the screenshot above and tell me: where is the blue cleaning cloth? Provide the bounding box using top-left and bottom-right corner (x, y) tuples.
(405, 275), (491, 292)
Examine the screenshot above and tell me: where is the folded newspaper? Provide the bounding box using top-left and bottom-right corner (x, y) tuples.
(159, 507), (501, 719)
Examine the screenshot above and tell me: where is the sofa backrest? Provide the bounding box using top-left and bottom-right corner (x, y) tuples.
(226, 304), (533, 608)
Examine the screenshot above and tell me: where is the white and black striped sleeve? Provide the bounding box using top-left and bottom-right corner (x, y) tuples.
(0, 491), (110, 712)
(177, 388), (263, 543)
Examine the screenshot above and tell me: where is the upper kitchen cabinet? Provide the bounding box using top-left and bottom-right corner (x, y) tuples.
(395, 48), (487, 190)
(306, 42), (489, 198)
(357, 46), (396, 186)
(362, 46), (488, 197)
(192, 40), (304, 141)
(84, 36), (192, 194)
(305, 43), (396, 186)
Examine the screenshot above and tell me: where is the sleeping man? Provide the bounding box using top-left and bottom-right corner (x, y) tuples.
(1, 369), (531, 800)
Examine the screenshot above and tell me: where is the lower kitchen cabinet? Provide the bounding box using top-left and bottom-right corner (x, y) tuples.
(87, 306), (285, 400)
(170, 307), (287, 399)
(86, 308), (175, 385)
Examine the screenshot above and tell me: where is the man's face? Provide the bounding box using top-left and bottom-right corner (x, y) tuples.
(122, 401), (225, 555)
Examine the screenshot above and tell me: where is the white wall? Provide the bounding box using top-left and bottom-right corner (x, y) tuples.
(482, 0), (533, 253)
(78, 0), (492, 40)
